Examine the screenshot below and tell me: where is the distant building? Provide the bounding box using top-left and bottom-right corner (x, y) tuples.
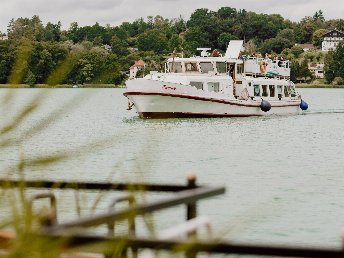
(128, 47), (138, 52)
(308, 63), (324, 79)
(0, 34), (8, 41)
(322, 28), (344, 52)
(129, 60), (146, 79)
(102, 44), (112, 52)
(295, 43), (315, 52)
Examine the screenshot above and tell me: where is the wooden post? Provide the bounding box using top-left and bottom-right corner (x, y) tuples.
(186, 175), (197, 258)
(186, 175), (197, 221)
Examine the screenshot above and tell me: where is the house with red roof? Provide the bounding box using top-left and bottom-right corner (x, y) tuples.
(129, 60), (146, 79)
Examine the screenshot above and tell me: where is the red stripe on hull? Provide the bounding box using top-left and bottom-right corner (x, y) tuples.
(139, 112), (262, 119)
(124, 91), (300, 107)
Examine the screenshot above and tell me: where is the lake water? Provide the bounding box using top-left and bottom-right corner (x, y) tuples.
(1, 88), (344, 249)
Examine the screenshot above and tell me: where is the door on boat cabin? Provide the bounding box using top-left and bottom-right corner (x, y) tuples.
(227, 63), (235, 80)
(227, 63), (236, 96)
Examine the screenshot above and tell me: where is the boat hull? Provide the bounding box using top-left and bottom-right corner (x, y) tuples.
(124, 92), (301, 118)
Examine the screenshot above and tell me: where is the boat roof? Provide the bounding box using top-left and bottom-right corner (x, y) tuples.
(224, 40), (244, 59)
(167, 40), (245, 63)
(167, 56), (243, 63)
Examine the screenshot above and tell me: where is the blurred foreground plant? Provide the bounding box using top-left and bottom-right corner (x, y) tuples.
(0, 39), (134, 257)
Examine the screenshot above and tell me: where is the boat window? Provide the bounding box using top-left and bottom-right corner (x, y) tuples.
(284, 85), (290, 97)
(185, 62), (198, 72)
(269, 85), (275, 97)
(216, 62), (226, 73)
(200, 62), (214, 73)
(207, 82), (219, 92)
(237, 64), (244, 74)
(190, 81), (203, 90)
(253, 84), (260, 96)
(262, 85), (268, 97)
(168, 62), (182, 73)
(277, 85), (283, 99)
(290, 86), (297, 97)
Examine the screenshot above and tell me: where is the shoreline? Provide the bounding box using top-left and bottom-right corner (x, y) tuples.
(1, 84), (344, 89)
(295, 84), (344, 88)
(0, 84), (125, 88)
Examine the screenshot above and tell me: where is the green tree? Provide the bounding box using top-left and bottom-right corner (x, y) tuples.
(299, 59), (313, 80)
(0, 40), (16, 83)
(217, 7), (237, 20)
(324, 43), (344, 83)
(137, 29), (168, 54)
(290, 45), (304, 58)
(260, 37), (293, 54)
(295, 16), (318, 43)
(168, 34), (182, 52)
(111, 36), (129, 56)
(290, 60), (300, 82)
(218, 32), (238, 49)
(312, 29), (327, 48)
(313, 10), (325, 23)
(324, 50), (335, 83)
(7, 15), (44, 41)
(277, 29), (296, 44)
(184, 27), (210, 53)
(43, 22), (62, 41)
(24, 69), (36, 87)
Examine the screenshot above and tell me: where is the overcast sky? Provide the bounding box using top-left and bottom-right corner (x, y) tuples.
(1, 0), (343, 33)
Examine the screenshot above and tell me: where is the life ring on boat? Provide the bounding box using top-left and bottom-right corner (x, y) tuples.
(260, 61), (267, 73)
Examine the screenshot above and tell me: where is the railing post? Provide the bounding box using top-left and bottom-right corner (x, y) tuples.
(186, 175), (197, 258)
(186, 175), (197, 221)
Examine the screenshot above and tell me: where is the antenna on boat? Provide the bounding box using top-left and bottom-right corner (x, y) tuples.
(197, 48), (211, 57)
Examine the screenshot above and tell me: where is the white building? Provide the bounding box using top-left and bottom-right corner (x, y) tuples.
(322, 29), (344, 52)
(308, 63), (324, 79)
(129, 60), (145, 79)
(295, 43), (315, 52)
(0, 34), (8, 41)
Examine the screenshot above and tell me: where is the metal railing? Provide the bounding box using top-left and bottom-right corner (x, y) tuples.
(1, 177), (344, 257)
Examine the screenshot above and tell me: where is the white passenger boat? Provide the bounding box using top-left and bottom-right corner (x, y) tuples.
(124, 40), (308, 118)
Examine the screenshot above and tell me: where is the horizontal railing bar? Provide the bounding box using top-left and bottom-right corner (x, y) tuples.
(40, 233), (344, 258)
(0, 179), (196, 192)
(45, 186), (225, 231)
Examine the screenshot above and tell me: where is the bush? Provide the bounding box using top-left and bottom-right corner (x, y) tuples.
(332, 77), (344, 86)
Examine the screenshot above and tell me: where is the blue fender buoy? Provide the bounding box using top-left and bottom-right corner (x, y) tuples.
(300, 99), (308, 111)
(260, 99), (271, 112)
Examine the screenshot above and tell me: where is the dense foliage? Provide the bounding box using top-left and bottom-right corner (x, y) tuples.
(324, 42), (344, 83)
(0, 8), (344, 85)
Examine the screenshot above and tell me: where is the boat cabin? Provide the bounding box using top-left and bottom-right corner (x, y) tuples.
(166, 55), (290, 80)
(166, 57), (241, 80)
(160, 41), (295, 99)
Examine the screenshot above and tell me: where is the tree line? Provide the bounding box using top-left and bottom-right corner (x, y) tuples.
(0, 8), (344, 85)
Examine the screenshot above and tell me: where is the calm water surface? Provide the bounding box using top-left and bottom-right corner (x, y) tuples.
(1, 88), (344, 248)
